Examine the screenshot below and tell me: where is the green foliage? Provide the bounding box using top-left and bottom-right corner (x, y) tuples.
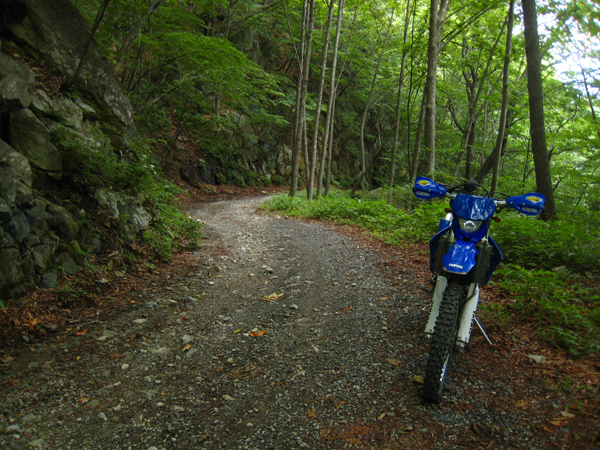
(264, 194), (307, 213)
(55, 128), (201, 261)
(493, 212), (600, 272)
(263, 188), (448, 242)
(380, 201), (448, 244)
(495, 265), (600, 355)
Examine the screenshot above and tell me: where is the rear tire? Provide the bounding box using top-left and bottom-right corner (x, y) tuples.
(422, 284), (463, 403)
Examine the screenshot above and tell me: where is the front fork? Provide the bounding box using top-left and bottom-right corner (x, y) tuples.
(425, 276), (480, 351)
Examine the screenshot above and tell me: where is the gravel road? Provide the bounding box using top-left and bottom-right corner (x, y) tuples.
(0, 196), (567, 449)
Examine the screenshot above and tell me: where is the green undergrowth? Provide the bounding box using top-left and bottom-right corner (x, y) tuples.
(264, 187), (600, 356)
(56, 129), (203, 262)
(494, 265), (600, 355)
(263, 188), (447, 242)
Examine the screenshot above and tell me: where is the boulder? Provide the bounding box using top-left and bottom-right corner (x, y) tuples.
(50, 97), (83, 129)
(6, 210), (30, 244)
(0, 139), (32, 215)
(96, 188), (152, 234)
(0, 51), (35, 111)
(46, 203), (80, 241)
(9, 108), (63, 180)
(0, 246), (24, 288)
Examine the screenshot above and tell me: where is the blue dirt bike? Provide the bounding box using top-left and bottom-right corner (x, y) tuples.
(412, 177), (545, 403)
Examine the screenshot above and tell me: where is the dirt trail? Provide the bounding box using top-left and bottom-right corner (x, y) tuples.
(0, 196), (585, 449)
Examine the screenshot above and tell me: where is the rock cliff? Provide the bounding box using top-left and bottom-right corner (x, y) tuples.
(0, 0), (144, 298)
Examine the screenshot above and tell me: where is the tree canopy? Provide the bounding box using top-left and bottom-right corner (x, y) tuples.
(72, 0), (600, 225)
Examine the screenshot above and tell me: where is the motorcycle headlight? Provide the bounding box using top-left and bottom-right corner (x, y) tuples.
(458, 218), (483, 234)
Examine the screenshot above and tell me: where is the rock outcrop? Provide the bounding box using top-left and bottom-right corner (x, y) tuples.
(1, 0), (135, 148)
(0, 1), (146, 297)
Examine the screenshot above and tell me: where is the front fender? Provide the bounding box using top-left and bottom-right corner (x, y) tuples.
(443, 241), (477, 275)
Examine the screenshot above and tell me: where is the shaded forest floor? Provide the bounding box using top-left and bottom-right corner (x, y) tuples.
(1, 183), (598, 449)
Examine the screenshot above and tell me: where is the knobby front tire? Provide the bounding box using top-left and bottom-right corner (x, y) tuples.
(422, 283), (463, 403)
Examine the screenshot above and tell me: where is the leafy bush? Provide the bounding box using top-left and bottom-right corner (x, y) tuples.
(495, 265), (600, 355)
(265, 191), (406, 229)
(493, 212), (600, 272)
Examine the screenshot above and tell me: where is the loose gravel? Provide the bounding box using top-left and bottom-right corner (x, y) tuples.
(0, 196), (565, 449)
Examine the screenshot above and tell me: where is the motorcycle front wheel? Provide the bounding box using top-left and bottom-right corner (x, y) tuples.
(422, 283), (463, 403)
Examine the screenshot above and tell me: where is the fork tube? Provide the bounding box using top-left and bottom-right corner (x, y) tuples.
(425, 275), (447, 335)
(455, 283), (479, 349)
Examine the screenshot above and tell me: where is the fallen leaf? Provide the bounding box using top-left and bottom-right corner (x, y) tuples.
(550, 411), (576, 425)
(560, 411), (576, 419)
(77, 398), (91, 404)
(182, 344), (191, 352)
(387, 358), (401, 367)
(378, 412), (386, 420)
(308, 408), (317, 420)
(335, 401), (345, 410)
(515, 399), (528, 408)
(374, 297), (390, 301)
(320, 426), (338, 441)
(261, 292), (285, 301)
(249, 330), (267, 337)
(340, 306), (353, 313)
(76, 329), (88, 336)
(413, 375), (424, 385)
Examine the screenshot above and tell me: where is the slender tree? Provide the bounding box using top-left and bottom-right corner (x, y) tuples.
(357, 8), (395, 189)
(422, 0), (450, 178)
(490, 0), (515, 196)
(317, 0), (345, 197)
(290, 0), (316, 197)
(69, 0), (111, 89)
(307, 0), (335, 200)
(389, 0), (412, 187)
(522, 0), (557, 219)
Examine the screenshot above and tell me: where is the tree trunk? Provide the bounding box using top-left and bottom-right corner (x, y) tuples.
(318, 0), (345, 197)
(290, 0), (316, 197)
(116, 0), (167, 63)
(409, 93), (426, 183)
(521, 0), (557, 220)
(422, 0), (450, 178)
(490, 0), (514, 196)
(325, 98), (336, 196)
(289, 0), (312, 197)
(69, 0), (111, 89)
(389, 0), (412, 187)
(475, 108), (513, 183)
(307, 0), (335, 200)
(358, 9), (395, 189)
